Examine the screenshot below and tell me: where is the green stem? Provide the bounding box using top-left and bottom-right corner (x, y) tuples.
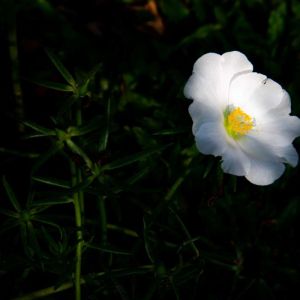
(11, 265), (154, 300)
(98, 195), (107, 246)
(8, 14), (24, 132)
(73, 96), (84, 300)
(70, 161), (83, 300)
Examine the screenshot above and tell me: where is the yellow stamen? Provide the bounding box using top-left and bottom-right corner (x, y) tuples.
(224, 107), (254, 139)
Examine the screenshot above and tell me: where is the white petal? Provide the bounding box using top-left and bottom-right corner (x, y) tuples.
(184, 75), (223, 110)
(221, 51), (253, 82)
(184, 53), (224, 107)
(188, 100), (222, 135)
(275, 144), (299, 167)
(249, 78), (285, 116)
(192, 53), (222, 79)
(253, 115), (300, 146)
(245, 159), (285, 186)
(238, 135), (276, 161)
(195, 122), (227, 156)
(229, 72), (267, 112)
(184, 51), (253, 109)
(230, 73), (287, 119)
(263, 90), (291, 118)
(221, 143), (250, 176)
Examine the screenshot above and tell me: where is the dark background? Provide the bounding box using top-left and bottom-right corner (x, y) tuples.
(1, 0), (300, 299)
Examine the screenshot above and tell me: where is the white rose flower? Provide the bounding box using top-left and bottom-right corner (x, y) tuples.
(184, 51), (300, 185)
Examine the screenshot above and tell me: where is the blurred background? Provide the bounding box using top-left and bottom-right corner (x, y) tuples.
(1, 0), (300, 299)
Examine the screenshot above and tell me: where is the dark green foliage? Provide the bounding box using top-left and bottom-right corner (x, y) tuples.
(1, 0), (300, 299)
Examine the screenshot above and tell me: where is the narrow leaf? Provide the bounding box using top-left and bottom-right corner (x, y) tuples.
(0, 219), (20, 235)
(32, 176), (71, 189)
(2, 177), (21, 212)
(152, 128), (186, 136)
(30, 78), (74, 92)
(86, 243), (132, 256)
(32, 197), (73, 207)
(31, 143), (64, 174)
(0, 207), (19, 218)
(143, 217), (155, 263)
(169, 208), (199, 258)
(126, 167), (150, 186)
(23, 121), (55, 135)
(98, 97), (111, 152)
(45, 48), (76, 88)
(31, 216), (64, 236)
(103, 144), (170, 171)
(0, 147), (39, 158)
(69, 116), (103, 137)
(178, 24), (221, 47)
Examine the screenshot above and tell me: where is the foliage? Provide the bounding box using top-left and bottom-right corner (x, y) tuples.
(1, 0), (300, 299)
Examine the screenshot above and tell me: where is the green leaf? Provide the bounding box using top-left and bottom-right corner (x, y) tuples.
(0, 147), (39, 158)
(65, 139), (93, 170)
(23, 121), (55, 135)
(169, 208), (199, 258)
(268, 2), (287, 44)
(192, 0), (205, 22)
(103, 144), (170, 171)
(77, 63), (101, 97)
(45, 48), (76, 88)
(31, 216), (64, 236)
(68, 116), (103, 137)
(178, 24), (221, 47)
(152, 128), (186, 136)
(85, 243), (132, 256)
(160, 0), (189, 22)
(278, 198), (299, 226)
(126, 167), (150, 186)
(70, 175), (97, 193)
(32, 176), (71, 189)
(2, 177), (21, 212)
(57, 95), (78, 118)
(143, 217), (155, 264)
(31, 197), (73, 207)
(29, 78), (74, 92)
(0, 219), (20, 235)
(98, 97), (111, 152)
(0, 207), (19, 218)
(31, 142), (64, 174)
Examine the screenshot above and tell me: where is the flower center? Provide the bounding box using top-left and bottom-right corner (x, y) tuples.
(224, 106), (254, 139)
